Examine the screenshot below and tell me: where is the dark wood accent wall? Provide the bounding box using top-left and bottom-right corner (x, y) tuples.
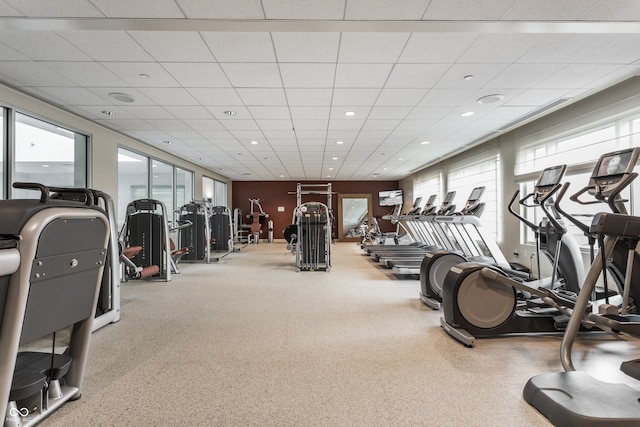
(231, 180), (400, 240)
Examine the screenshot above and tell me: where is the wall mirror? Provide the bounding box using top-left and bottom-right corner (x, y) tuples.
(337, 193), (373, 242)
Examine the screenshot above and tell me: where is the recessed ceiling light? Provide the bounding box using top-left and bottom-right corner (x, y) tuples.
(328, 167), (334, 171)
(383, 167), (388, 171)
(420, 141), (430, 145)
(139, 73), (150, 79)
(242, 172), (252, 176)
(477, 94), (505, 105)
(335, 141), (344, 145)
(163, 140), (172, 144)
(463, 75), (474, 81)
(326, 175), (331, 178)
(280, 175), (285, 178)
(250, 141), (259, 145)
(263, 156), (271, 160)
(42, 164), (49, 168)
(461, 111), (475, 117)
(108, 92), (135, 103)
(397, 157), (403, 161)
(372, 173), (380, 177)
(224, 110), (237, 116)
(101, 110), (114, 116)
(197, 157), (204, 160)
(332, 157), (338, 160)
(344, 111), (355, 117)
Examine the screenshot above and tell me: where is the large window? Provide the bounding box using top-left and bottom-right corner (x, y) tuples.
(447, 149), (500, 242)
(412, 170), (441, 211)
(516, 116), (640, 248)
(202, 175), (227, 207)
(151, 159), (174, 216)
(0, 108), (4, 199)
(117, 147), (194, 228)
(13, 113), (87, 198)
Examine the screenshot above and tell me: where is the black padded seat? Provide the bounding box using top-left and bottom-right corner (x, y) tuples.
(10, 352), (72, 401)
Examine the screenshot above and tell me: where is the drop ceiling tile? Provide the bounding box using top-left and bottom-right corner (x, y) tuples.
(100, 119), (155, 131)
(5, 0), (102, 16)
(118, 105), (174, 120)
(229, 130), (265, 141)
(162, 63), (231, 87)
(0, 64), (75, 87)
(280, 63), (336, 88)
(166, 129), (205, 140)
(574, 34), (640, 64)
(42, 62), (125, 87)
(0, 30), (91, 61)
(0, 41), (33, 61)
(418, 88), (475, 106)
(285, 89), (333, 106)
(357, 130), (391, 139)
(185, 119), (225, 130)
(584, 0), (640, 20)
(178, 0), (265, 19)
(262, 130), (296, 139)
(434, 63), (509, 88)
(339, 33), (410, 63)
(345, 0), (429, 19)
(34, 87), (110, 105)
(272, 32), (340, 62)
(361, 119), (402, 130)
(501, 0), (597, 20)
(385, 64), (450, 88)
(399, 33), (478, 63)
(178, 138), (216, 146)
(518, 34), (611, 64)
(130, 31), (215, 62)
(335, 64), (393, 88)
(237, 88), (288, 106)
(328, 119), (365, 130)
(257, 120), (294, 131)
(485, 63), (564, 88)
(101, 62), (179, 87)
(192, 89), (244, 106)
(91, 0), (184, 17)
(504, 88), (571, 106)
(262, 0), (345, 19)
(218, 119), (260, 131)
(248, 106), (291, 120)
(375, 88), (428, 106)
(220, 63), (282, 87)
(289, 106), (330, 120)
(535, 64), (623, 89)
(291, 119), (328, 130)
(458, 33), (547, 64)
(294, 130), (327, 139)
(165, 106), (215, 120)
(329, 107), (372, 120)
(332, 89), (380, 106)
(59, 31), (153, 61)
(327, 130), (359, 140)
(138, 88), (200, 106)
(423, 0), (515, 20)
(146, 119), (191, 130)
(368, 106), (413, 120)
(201, 32), (276, 62)
(197, 130), (234, 139)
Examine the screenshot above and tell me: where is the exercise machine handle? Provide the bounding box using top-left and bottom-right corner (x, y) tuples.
(508, 189), (538, 231)
(12, 182), (49, 203)
(555, 182), (590, 235)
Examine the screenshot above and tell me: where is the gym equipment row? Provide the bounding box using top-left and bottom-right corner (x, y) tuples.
(1, 182), (110, 427)
(177, 200), (235, 263)
(524, 147), (640, 426)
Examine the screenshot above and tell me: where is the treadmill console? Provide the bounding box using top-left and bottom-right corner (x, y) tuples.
(533, 164), (566, 203)
(589, 148), (639, 197)
(461, 186), (485, 214)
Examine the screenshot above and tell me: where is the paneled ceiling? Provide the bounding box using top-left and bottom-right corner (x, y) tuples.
(0, 0), (639, 181)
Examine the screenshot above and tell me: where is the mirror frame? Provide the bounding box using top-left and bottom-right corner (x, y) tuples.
(337, 193), (373, 242)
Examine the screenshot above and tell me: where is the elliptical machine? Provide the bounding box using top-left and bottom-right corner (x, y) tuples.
(439, 165), (588, 346)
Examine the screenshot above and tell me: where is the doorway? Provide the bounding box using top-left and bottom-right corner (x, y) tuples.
(337, 193), (373, 242)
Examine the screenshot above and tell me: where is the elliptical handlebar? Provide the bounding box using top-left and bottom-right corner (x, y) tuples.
(509, 189), (538, 231)
(537, 183), (567, 236)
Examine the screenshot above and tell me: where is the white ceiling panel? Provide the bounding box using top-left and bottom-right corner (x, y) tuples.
(221, 63), (283, 87)
(368, 106), (413, 120)
(5, 0), (102, 17)
(59, 31), (153, 62)
(0, 30), (90, 61)
(118, 106), (174, 120)
(458, 33), (547, 64)
(279, 63), (336, 88)
(399, 33), (478, 63)
(0, 64), (74, 87)
(218, 119), (260, 131)
(101, 62), (180, 87)
(535, 64), (624, 89)
(423, 0), (515, 20)
(501, 0), (598, 21)
(385, 64), (450, 88)
(285, 88), (333, 106)
(162, 63), (230, 87)
(583, 1), (640, 21)
(486, 63), (564, 88)
(178, 0), (265, 19)
(130, 31), (215, 62)
(335, 64), (393, 88)
(272, 32), (340, 63)
(201, 32), (275, 62)
(327, 119), (364, 131)
(257, 120), (294, 131)
(291, 119), (329, 130)
(339, 33), (410, 63)
(42, 62), (125, 87)
(505, 88), (572, 106)
(191, 89), (244, 106)
(248, 106), (291, 120)
(345, 0), (430, 20)
(166, 107), (214, 120)
(434, 63), (509, 89)
(35, 87), (111, 106)
(90, 0), (184, 18)
(375, 88), (428, 106)
(262, 129), (296, 138)
(138, 88), (200, 106)
(262, 0), (346, 19)
(331, 89), (380, 106)
(238, 88), (288, 106)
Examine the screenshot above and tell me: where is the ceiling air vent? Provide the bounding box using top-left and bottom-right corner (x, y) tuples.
(495, 97), (572, 132)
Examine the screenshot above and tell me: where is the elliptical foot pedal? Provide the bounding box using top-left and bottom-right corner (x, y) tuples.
(524, 371), (640, 426)
(621, 358), (640, 381)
